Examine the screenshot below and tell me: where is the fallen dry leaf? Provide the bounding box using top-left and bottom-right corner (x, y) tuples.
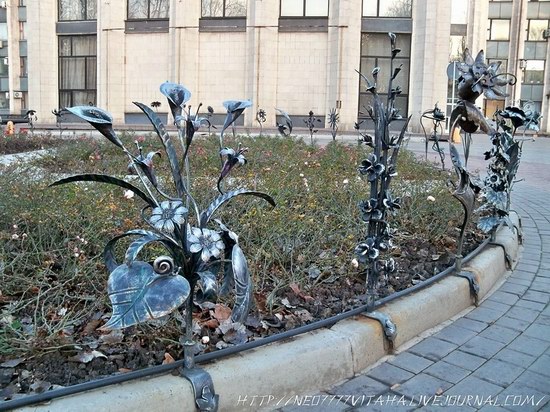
(82, 319), (102, 335)
(162, 353), (175, 365)
(118, 368), (132, 373)
(212, 304), (232, 322)
(68, 350), (107, 364)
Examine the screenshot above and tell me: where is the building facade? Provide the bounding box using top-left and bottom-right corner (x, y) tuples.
(19, 0), (550, 132)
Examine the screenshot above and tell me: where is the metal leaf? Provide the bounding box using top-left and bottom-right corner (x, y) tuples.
(449, 144), (463, 170)
(125, 235), (162, 266)
(200, 188), (276, 227)
(230, 244), (252, 323)
(477, 216), (499, 233)
(196, 270), (219, 302)
(102, 262), (190, 330)
(104, 229), (177, 273)
(486, 188), (508, 211)
(133, 102), (186, 197)
(50, 174), (156, 207)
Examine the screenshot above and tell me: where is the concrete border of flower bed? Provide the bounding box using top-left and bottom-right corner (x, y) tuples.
(19, 212), (521, 412)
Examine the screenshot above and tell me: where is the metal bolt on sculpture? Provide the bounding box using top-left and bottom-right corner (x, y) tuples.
(50, 82), (275, 412)
(420, 104), (446, 170)
(354, 33), (411, 341)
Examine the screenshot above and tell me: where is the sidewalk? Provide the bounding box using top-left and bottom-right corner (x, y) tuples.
(279, 138), (550, 411)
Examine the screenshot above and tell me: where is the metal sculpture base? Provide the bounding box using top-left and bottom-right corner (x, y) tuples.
(365, 311), (397, 349)
(456, 271), (479, 305)
(180, 367), (219, 412)
(488, 242), (513, 269)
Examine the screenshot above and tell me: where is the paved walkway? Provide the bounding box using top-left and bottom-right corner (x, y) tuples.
(280, 136), (550, 411)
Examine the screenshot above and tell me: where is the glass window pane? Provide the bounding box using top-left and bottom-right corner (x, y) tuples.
(225, 0), (247, 16)
(305, 0), (328, 16)
(362, 33), (410, 57)
(449, 35), (466, 61)
(490, 19), (510, 40)
(59, 37), (72, 56)
(379, 0), (412, 17)
(281, 0), (303, 16)
(202, 0), (223, 17)
(0, 93), (9, 110)
(72, 36), (96, 56)
(360, 57), (377, 90)
(86, 57), (97, 88)
(60, 58), (86, 89)
(20, 57), (28, 77)
(528, 20), (548, 41)
(128, 0), (148, 19)
(149, 0), (169, 18)
(73, 91), (96, 106)
(59, 0), (86, 20)
(60, 91), (71, 108)
(362, 0), (377, 17)
(0, 23), (7, 41)
(87, 0), (97, 19)
(0, 58), (8, 76)
(524, 60), (545, 83)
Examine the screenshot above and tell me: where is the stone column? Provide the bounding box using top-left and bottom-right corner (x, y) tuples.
(7, 0), (22, 114)
(507, 0), (527, 106)
(408, 0), (452, 133)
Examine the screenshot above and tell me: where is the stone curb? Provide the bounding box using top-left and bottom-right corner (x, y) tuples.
(20, 213), (521, 412)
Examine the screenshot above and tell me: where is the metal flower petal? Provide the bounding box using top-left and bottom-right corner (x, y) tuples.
(160, 82), (192, 119)
(149, 201), (188, 233)
(66, 106), (123, 148)
(187, 227), (225, 263)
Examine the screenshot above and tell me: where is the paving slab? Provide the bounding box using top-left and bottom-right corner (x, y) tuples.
(478, 324), (521, 345)
(423, 360), (470, 384)
(495, 382), (549, 412)
(443, 350), (487, 371)
(328, 374), (388, 398)
(388, 352), (433, 374)
(460, 336), (506, 359)
(506, 306), (540, 323)
(472, 359), (525, 387)
(523, 323), (550, 342)
(393, 373), (453, 399)
(452, 317), (489, 333)
(527, 354), (550, 378)
(408, 337), (458, 362)
(495, 315), (533, 331)
(465, 307), (505, 323)
(443, 376), (504, 398)
(493, 348), (538, 368)
(507, 335), (550, 357)
(432, 325), (478, 346)
(367, 363), (415, 386)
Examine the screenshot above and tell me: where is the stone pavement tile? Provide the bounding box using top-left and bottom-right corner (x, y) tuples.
(523, 290), (550, 304)
(530, 282), (550, 293)
(508, 277), (534, 287)
(523, 323), (550, 342)
(408, 337), (458, 362)
(461, 336), (506, 359)
(452, 317), (488, 333)
(507, 335), (550, 357)
(328, 375), (388, 398)
(433, 325), (478, 346)
(488, 291), (520, 306)
(388, 352), (433, 374)
(535, 277), (550, 285)
(527, 354), (550, 378)
(514, 370), (550, 396)
(279, 394), (351, 412)
(499, 282), (530, 296)
(423, 360), (470, 384)
(506, 306), (540, 323)
(494, 348), (537, 368)
(537, 314), (550, 326)
(543, 306), (550, 316)
(496, 382), (549, 412)
(511, 271), (536, 282)
(472, 359), (525, 387)
(465, 307), (505, 324)
(393, 373), (452, 399)
(479, 324), (521, 345)
(443, 350), (487, 371)
(481, 299), (512, 313)
(443, 376), (504, 398)
(418, 405), (476, 412)
(515, 263), (540, 274)
(367, 363), (415, 386)
(515, 299), (547, 311)
(495, 315), (532, 332)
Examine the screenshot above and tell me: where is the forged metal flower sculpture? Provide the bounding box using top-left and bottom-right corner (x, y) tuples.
(256, 108), (266, 136)
(275, 107), (293, 136)
(221, 99), (252, 144)
(328, 108), (339, 140)
(420, 104), (446, 170)
(477, 107), (525, 234)
(354, 32), (412, 303)
(25, 109), (37, 134)
(304, 110), (321, 144)
(50, 83), (275, 412)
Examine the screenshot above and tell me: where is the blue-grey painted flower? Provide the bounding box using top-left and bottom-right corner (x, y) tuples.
(188, 227), (225, 262)
(358, 154), (385, 182)
(221, 99), (252, 138)
(382, 191), (401, 213)
(359, 198), (382, 222)
(214, 218), (239, 244)
(355, 238), (379, 263)
(150, 201), (188, 233)
(384, 258), (396, 273)
(129, 150), (161, 187)
(487, 172), (502, 187)
(66, 106), (123, 148)
(160, 82), (192, 120)
(275, 108), (293, 136)
(217, 146), (248, 193)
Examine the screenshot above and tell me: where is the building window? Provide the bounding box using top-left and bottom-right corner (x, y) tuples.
(362, 0), (412, 18)
(449, 35), (466, 61)
(528, 20), (548, 41)
(489, 19), (510, 41)
(358, 33), (411, 118)
(0, 58), (8, 76)
(523, 60), (544, 84)
(128, 0), (169, 19)
(451, 0), (468, 25)
(0, 23), (7, 41)
(19, 0), (27, 5)
(280, 0), (329, 17)
(59, 35), (96, 107)
(19, 22), (26, 41)
(201, 0), (246, 17)
(59, 0), (97, 21)
(20, 57), (28, 77)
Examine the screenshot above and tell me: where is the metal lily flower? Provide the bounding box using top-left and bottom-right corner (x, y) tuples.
(50, 84), (276, 387)
(275, 108), (293, 136)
